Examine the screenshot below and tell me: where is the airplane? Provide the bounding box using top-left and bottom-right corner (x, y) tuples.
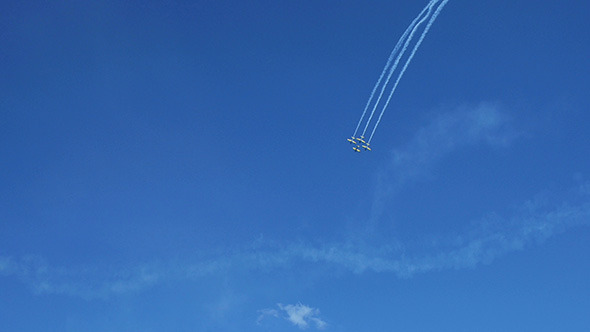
(352, 146), (361, 152)
(362, 144), (372, 151)
(357, 136), (367, 144)
(347, 137), (358, 144)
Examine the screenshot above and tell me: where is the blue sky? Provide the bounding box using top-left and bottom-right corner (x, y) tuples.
(1, 0), (590, 331)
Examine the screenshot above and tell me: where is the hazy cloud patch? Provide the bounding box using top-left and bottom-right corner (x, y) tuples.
(369, 102), (521, 224)
(382, 102), (518, 189)
(258, 303), (327, 330)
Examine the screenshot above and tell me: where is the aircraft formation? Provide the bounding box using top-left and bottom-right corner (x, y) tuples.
(348, 0), (450, 152)
(347, 136), (372, 153)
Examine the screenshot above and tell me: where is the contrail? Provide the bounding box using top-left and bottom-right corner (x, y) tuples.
(361, 1), (437, 138)
(368, 0), (450, 143)
(352, 2), (433, 138)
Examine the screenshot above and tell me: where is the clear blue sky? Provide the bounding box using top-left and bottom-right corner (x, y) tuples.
(2, 0), (590, 331)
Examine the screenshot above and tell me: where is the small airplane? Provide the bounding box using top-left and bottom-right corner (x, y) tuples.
(347, 137), (358, 144)
(352, 146), (361, 152)
(357, 136), (367, 144)
(362, 144), (372, 151)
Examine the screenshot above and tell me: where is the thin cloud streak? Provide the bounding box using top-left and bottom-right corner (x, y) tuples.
(2, 185), (589, 297)
(0, 257), (164, 299)
(288, 186), (590, 276)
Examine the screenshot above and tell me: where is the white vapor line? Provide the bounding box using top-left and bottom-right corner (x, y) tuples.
(352, 1), (433, 138)
(361, 0), (437, 138)
(368, 0), (450, 143)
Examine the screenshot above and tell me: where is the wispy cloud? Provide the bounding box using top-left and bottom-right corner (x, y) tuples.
(381, 102), (517, 186)
(369, 102), (520, 225)
(1, 102), (587, 298)
(2, 185), (588, 297)
(256, 308), (279, 324)
(284, 185), (590, 277)
(363, 102), (523, 234)
(0, 257), (164, 299)
(258, 303), (327, 330)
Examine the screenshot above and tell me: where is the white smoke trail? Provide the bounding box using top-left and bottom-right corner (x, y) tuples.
(368, 0), (450, 143)
(352, 2), (434, 138)
(360, 1), (438, 138)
